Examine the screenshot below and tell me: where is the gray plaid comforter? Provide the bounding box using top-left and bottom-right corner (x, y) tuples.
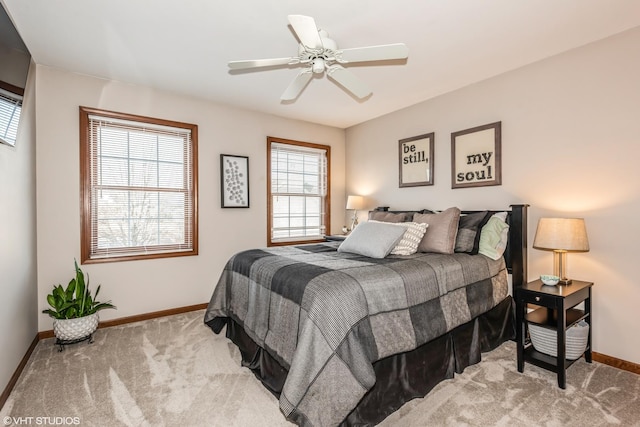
(204, 242), (508, 426)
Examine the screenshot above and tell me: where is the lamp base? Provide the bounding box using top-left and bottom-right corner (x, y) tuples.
(553, 251), (572, 286)
(349, 211), (359, 231)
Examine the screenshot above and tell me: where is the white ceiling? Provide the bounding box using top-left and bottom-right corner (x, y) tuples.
(3, 0), (640, 128)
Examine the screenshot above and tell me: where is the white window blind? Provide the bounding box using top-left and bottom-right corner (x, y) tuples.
(84, 111), (196, 261)
(0, 89), (22, 147)
(270, 141), (327, 242)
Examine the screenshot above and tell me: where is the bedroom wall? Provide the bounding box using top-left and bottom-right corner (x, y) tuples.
(345, 27), (640, 365)
(34, 65), (346, 330)
(0, 61), (37, 399)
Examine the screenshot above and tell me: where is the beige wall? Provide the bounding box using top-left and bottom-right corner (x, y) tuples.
(34, 66), (346, 330)
(0, 61), (37, 395)
(346, 27), (640, 364)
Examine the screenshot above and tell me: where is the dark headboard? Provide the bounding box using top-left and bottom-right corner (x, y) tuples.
(372, 204), (529, 290)
(505, 204), (528, 290)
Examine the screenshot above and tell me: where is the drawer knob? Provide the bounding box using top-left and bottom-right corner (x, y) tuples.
(535, 296), (541, 302)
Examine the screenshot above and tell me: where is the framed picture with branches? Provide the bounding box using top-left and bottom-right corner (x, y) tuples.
(220, 154), (249, 208)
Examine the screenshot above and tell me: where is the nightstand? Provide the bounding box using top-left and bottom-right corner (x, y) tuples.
(325, 235), (347, 242)
(515, 279), (593, 389)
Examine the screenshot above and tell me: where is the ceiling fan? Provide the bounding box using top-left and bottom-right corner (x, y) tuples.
(228, 15), (409, 101)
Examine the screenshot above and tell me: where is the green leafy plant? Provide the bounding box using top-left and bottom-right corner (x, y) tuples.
(42, 260), (116, 320)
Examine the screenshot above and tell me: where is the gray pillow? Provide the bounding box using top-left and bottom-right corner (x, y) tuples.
(455, 211), (490, 254)
(413, 207), (461, 254)
(338, 221), (407, 258)
(370, 220), (429, 256)
(368, 211), (413, 223)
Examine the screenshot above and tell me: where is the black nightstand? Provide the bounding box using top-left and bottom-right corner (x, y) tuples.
(515, 279), (593, 389)
(325, 235), (347, 242)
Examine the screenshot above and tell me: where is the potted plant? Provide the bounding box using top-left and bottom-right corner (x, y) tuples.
(42, 259), (116, 346)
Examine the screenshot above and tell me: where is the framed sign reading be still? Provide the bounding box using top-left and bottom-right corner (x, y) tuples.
(398, 132), (434, 187)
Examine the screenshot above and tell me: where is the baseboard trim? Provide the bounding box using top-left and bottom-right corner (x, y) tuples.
(37, 303), (208, 340)
(99, 303), (208, 328)
(593, 352), (640, 375)
(0, 335), (39, 411)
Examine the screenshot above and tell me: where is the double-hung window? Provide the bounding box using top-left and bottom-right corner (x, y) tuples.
(80, 107), (198, 263)
(0, 82), (23, 147)
(267, 136), (330, 246)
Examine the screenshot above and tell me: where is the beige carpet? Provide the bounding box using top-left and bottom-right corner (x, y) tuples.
(2, 310), (639, 426)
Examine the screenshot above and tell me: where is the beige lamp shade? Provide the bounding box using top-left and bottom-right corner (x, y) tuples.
(346, 195), (365, 210)
(533, 217), (589, 285)
(533, 218), (590, 252)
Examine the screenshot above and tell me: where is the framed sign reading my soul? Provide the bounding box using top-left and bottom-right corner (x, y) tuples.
(220, 154), (249, 208)
(451, 122), (501, 189)
(398, 132), (434, 187)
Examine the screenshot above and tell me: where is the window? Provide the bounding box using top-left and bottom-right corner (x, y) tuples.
(0, 82), (23, 147)
(267, 136), (330, 246)
(80, 107), (198, 263)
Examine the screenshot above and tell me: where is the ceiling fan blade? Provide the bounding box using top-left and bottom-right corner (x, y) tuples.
(326, 65), (372, 99)
(338, 43), (409, 63)
(288, 15), (323, 49)
(228, 57), (298, 70)
(280, 70), (313, 100)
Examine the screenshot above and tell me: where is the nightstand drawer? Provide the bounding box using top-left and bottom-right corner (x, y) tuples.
(520, 292), (557, 307)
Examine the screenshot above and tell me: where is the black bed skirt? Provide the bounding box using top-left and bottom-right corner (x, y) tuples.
(211, 296), (515, 426)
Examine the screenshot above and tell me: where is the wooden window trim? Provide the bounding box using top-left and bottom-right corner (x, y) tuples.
(267, 136), (331, 247)
(0, 80), (24, 97)
(79, 106), (198, 264)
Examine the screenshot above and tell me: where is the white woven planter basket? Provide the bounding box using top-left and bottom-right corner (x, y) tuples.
(529, 320), (589, 360)
(53, 313), (99, 341)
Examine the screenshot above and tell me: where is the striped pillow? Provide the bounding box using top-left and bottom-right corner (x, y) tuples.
(369, 221), (428, 255)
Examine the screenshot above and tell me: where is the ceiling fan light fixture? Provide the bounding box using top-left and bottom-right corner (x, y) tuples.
(312, 58), (325, 74)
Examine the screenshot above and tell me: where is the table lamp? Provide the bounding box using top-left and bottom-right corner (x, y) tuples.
(346, 195), (365, 231)
(533, 217), (589, 285)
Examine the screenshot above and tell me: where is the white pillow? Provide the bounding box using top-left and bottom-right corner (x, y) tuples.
(478, 212), (510, 260)
(370, 221), (428, 255)
(338, 221), (406, 258)
(493, 211), (508, 222)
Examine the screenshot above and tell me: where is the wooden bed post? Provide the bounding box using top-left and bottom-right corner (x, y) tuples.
(509, 204), (529, 290)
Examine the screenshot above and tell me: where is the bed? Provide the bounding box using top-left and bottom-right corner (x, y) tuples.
(204, 204), (528, 426)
